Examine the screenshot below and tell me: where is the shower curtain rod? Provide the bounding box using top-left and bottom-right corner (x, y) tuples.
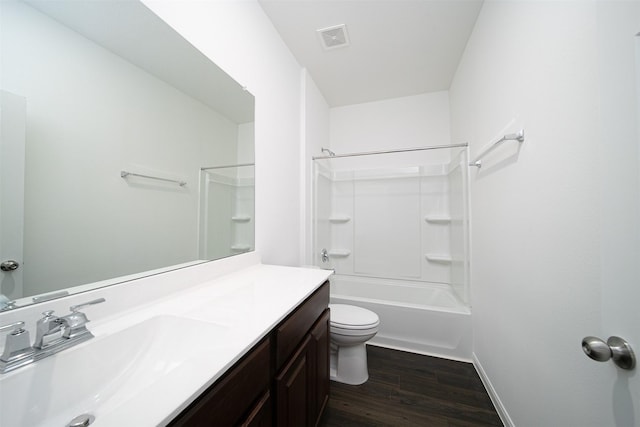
(312, 143), (468, 160)
(201, 162), (255, 171)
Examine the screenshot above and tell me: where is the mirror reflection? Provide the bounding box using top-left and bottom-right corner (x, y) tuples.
(0, 0), (255, 310)
(199, 164), (255, 261)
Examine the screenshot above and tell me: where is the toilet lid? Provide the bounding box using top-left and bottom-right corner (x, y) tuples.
(329, 304), (379, 329)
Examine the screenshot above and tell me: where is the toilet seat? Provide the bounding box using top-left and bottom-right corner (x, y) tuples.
(329, 304), (379, 330)
(330, 324), (378, 337)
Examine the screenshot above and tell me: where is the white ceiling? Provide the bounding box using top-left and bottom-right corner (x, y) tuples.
(259, 0), (484, 107)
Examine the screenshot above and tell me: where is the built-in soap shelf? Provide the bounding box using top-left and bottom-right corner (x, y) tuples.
(329, 216), (351, 223)
(231, 245), (251, 252)
(328, 249), (351, 258)
(424, 215), (451, 224)
(231, 216), (251, 222)
(425, 254), (452, 263)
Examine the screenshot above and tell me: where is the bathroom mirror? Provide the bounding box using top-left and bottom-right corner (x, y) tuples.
(0, 0), (255, 309)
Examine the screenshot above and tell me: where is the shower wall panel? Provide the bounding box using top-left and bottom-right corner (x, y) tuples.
(353, 176), (422, 279)
(448, 155), (468, 304)
(312, 148), (469, 306)
(330, 178), (354, 272)
(205, 181), (234, 260)
(314, 166), (333, 268)
(421, 174), (451, 284)
(233, 179), (255, 253)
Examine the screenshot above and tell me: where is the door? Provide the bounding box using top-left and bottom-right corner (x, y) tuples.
(0, 90), (26, 302)
(587, 4), (640, 425)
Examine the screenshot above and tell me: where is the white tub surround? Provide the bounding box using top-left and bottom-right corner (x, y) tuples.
(0, 253), (332, 427)
(330, 274), (471, 361)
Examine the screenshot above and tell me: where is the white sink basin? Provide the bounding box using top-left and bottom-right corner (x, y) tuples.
(0, 315), (233, 427)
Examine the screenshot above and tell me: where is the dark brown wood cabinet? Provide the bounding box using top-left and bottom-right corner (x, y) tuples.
(169, 281), (329, 427)
(241, 391), (272, 427)
(169, 338), (271, 427)
(309, 310), (330, 424)
(275, 309), (330, 427)
(276, 334), (311, 427)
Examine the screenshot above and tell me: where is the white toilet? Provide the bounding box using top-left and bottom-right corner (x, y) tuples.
(329, 303), (380, 385)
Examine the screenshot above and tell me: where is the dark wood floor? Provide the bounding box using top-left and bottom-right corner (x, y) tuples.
(319, 346), (503, 427)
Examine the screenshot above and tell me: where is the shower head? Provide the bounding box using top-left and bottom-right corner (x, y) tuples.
(321, 147), (336, 157)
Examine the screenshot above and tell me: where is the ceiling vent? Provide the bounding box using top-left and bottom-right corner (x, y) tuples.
(317, 24), (350, 50)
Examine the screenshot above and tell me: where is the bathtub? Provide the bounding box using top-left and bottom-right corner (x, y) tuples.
(330, 274), (472, 362)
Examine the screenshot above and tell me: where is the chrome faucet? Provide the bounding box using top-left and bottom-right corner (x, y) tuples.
(0, 297), (105, 374)
(34, 310), (64, 349)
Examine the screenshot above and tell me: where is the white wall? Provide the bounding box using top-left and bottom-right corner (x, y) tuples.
(302, 70), (331, 266)
(237, 122), (255, 165)
(2, 1), (240, 296)
(327, 91), (453, 173)
(329, 91), (451, 154)
(144, 0), (305, 267)
(450, 1), (638, 425)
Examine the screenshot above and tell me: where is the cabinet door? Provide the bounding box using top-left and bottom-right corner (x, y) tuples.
(276, 335), (311, 427)
(309, 309), (330, 426)
(240, 391), (272, 427)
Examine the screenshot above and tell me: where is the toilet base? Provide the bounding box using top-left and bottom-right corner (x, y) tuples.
(330, 342), (369, 385)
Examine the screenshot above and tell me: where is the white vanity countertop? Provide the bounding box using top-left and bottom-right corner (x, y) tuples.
(96, 263), (332, 426)
(0, 261), (333, 427)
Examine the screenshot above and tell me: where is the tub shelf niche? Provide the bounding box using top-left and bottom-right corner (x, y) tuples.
(425, 254), (452, 263)
(231, 245), (251, 252)
(329, 216), (351, 223)
(328, 249), (351, 258)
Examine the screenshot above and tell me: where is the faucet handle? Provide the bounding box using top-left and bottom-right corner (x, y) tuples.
(36, 311), (61, 327)
(70, 298), (105, 313)
(0, 321), (34, 371)
(0, 320), (26, 335)
(61, 298), (105, 340)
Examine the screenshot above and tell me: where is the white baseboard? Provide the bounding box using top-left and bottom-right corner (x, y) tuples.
(472, 352), (514, 427)
(368, 336), (472, 363)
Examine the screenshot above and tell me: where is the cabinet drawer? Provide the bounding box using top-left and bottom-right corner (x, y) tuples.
(275, 281), (329, 370)
(170, 338), (271, 426)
